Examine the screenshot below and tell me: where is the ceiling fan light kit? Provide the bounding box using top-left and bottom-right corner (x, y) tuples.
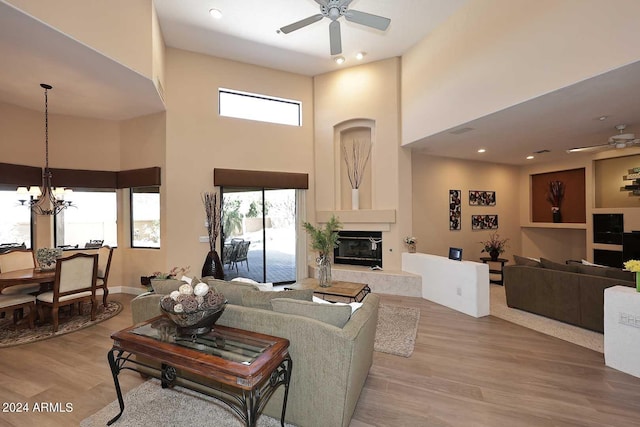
(567, 124), (640, 153)
(279, 0), (391, 56)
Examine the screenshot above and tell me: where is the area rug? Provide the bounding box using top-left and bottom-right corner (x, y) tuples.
(81, 378), (296, 427)
(0, 301), (122, 348)
(490, 284), (604, 353)
(374, 304), (420, 357)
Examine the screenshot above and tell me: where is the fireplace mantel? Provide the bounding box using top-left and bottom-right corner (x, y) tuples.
(316, 209), (396, 231)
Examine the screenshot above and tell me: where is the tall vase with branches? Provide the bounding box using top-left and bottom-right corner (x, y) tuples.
(303, 215), (342, 287)
(342, 139), (372, 210)
(546, 181), (565, 223)
(202, 192), (224, 279)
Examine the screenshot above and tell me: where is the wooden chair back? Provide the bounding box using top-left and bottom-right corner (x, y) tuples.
(0, 249), (35, 273)
(54, 253), (98, 297)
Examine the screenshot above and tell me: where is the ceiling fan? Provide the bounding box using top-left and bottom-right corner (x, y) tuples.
(279, 0), (391, 55)
(567, 124), (640, 153)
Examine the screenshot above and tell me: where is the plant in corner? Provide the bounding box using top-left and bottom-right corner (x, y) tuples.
(202, 191), (225, 279)
(546, 180), (565, 223)
(303, 215), (342, 287)
(480, 232), (509, 261)
(404, 236), (417, 253)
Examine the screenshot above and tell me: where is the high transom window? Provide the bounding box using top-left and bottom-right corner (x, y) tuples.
(218, 88), (302, 126)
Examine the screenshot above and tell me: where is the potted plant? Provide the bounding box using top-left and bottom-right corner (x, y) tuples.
(480, 232), (509, 261)
(404, 236), (417, 253)
(623, 259), (640, 292)
(303, 215), (342, 287)
(547, 180), (565, 223)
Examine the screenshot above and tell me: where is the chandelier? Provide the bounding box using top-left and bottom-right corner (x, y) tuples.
(17, 84), (73, 215)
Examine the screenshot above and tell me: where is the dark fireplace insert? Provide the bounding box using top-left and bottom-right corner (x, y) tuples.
(334, 231), (382, 268)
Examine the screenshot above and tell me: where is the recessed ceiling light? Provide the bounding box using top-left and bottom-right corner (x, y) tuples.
(526, 155), (535, 160)
(598, 116), (608, 121)
(209, 8), (222, 19)
(477, 148), (486, 153)
(356, 52), (366, 60)
(334, 56), (345, 65)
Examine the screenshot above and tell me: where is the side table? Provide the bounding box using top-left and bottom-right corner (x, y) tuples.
(480, 257), (509, 285)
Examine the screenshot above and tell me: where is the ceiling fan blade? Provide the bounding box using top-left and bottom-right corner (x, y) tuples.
(344, 9), (391, 31)
(280, 14), (324, 34)
(566, 144), (611, 153)
(329, 20), (342, 55)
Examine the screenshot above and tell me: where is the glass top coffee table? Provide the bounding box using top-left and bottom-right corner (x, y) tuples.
(107, 317), (291, 426)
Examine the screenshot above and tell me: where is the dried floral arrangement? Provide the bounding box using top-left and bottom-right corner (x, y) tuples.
(546, 180), (565, 208)
(480, 232), (509, 254)
(202, 192), (220, 252)
(160, 281), (224, 314)
(342, 139), (372, 189)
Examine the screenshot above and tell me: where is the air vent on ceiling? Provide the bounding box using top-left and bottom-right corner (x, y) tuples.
(533, 149), (550, 154)
(449, 127), (474, 135)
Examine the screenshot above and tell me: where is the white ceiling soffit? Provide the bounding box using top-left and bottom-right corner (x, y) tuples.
(0, 1), (164, 120)
(406, 60), (640, 166)
(153, 0), (470, 76)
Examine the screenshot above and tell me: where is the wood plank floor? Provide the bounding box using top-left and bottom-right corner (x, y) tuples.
(1, 293), (640, 426)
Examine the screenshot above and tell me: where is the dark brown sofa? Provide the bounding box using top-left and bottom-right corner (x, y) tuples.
(503, 257), (634, 332)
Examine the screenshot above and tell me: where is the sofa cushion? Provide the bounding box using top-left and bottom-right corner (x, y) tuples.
(605, 267), (634, 283)
(540, 258), (580, 273)
(513, 255), (541, 267)
(242, 289), (313, 310)
(204, 278), (260, 305)
(150, 278), (185, 295)
(231, 277), (274, 292)
(577, 264), (609, 278)
(271, 298), (352, 328)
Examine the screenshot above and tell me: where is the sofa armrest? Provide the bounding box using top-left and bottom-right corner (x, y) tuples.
(131, 293), (163, 325)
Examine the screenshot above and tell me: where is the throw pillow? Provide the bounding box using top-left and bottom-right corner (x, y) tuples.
(540, 258), (581, 273)
(242, 289), (313, 310)
(513, 255), (541, 267)
(312, 296), (364, 314)
(231, 277), (274, 292)
(204, 278), (260, 305)
(271, 298), (352, 328)
(581, 259), (608, 268)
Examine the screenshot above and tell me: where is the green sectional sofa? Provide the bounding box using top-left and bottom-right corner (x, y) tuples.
(131, 277), (380, 427)
(503, 257), (634, 332)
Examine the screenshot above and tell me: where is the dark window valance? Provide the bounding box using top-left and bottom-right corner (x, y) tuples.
(117, 167), (161, 188)
(0, 163), (161, 189)
(0, 163), (41, 186)
(214, 168), (308, 189)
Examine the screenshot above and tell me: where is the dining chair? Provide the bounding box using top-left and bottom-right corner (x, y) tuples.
(95, 246), (114, 307)
(0, 293), (36, 328)
(0, 249), (41, 295)
(36, 252), (98, 332)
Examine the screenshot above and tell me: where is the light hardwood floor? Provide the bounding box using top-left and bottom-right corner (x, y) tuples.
(1, 293), (640, 426)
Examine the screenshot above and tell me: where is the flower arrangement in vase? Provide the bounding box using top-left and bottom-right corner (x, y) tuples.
(36, 248), (62, 271)
(404, 236), (417, 253)
(480, 232), (509, 261)
(623, 259), (640, 292)
(342, 139), (372, 210)
(546, 180), (565, 223)
(303, 215), (342, 287)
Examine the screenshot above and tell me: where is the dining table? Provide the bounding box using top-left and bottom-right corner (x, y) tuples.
(0, 268), (56, 293)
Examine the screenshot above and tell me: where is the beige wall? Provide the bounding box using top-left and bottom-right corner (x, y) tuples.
(313, 58), (411, 270)
(402, 0), (640, 145)
(163, 48), (315, 273)
(7, 0), (154, 78)
(412, 153), (521, 262)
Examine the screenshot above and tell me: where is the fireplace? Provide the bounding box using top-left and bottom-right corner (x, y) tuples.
(334, 231), (382, 268)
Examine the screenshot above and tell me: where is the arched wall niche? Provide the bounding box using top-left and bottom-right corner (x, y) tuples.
(333, 118), (375, 210)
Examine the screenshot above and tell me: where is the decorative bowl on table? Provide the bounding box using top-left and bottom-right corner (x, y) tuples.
(159, 281), (226, 336)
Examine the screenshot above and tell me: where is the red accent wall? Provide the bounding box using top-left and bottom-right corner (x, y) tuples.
(531, 168), (586, 223)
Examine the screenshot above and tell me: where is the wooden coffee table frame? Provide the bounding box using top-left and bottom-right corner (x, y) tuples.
(285, 278), (371, 303)
(107, 318), (292, 427)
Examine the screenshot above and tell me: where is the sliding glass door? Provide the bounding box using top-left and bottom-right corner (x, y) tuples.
(221, 187), (296, 284)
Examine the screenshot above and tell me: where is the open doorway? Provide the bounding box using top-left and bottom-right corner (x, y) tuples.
(221, 187), (296, 284)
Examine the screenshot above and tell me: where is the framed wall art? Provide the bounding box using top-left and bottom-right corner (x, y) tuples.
(471, 214), (498, 230)
(469, 190), (496, 206)
(449, 189), (461, 230)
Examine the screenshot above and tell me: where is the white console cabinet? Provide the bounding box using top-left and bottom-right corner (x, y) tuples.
(604, 285), (640, 378)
